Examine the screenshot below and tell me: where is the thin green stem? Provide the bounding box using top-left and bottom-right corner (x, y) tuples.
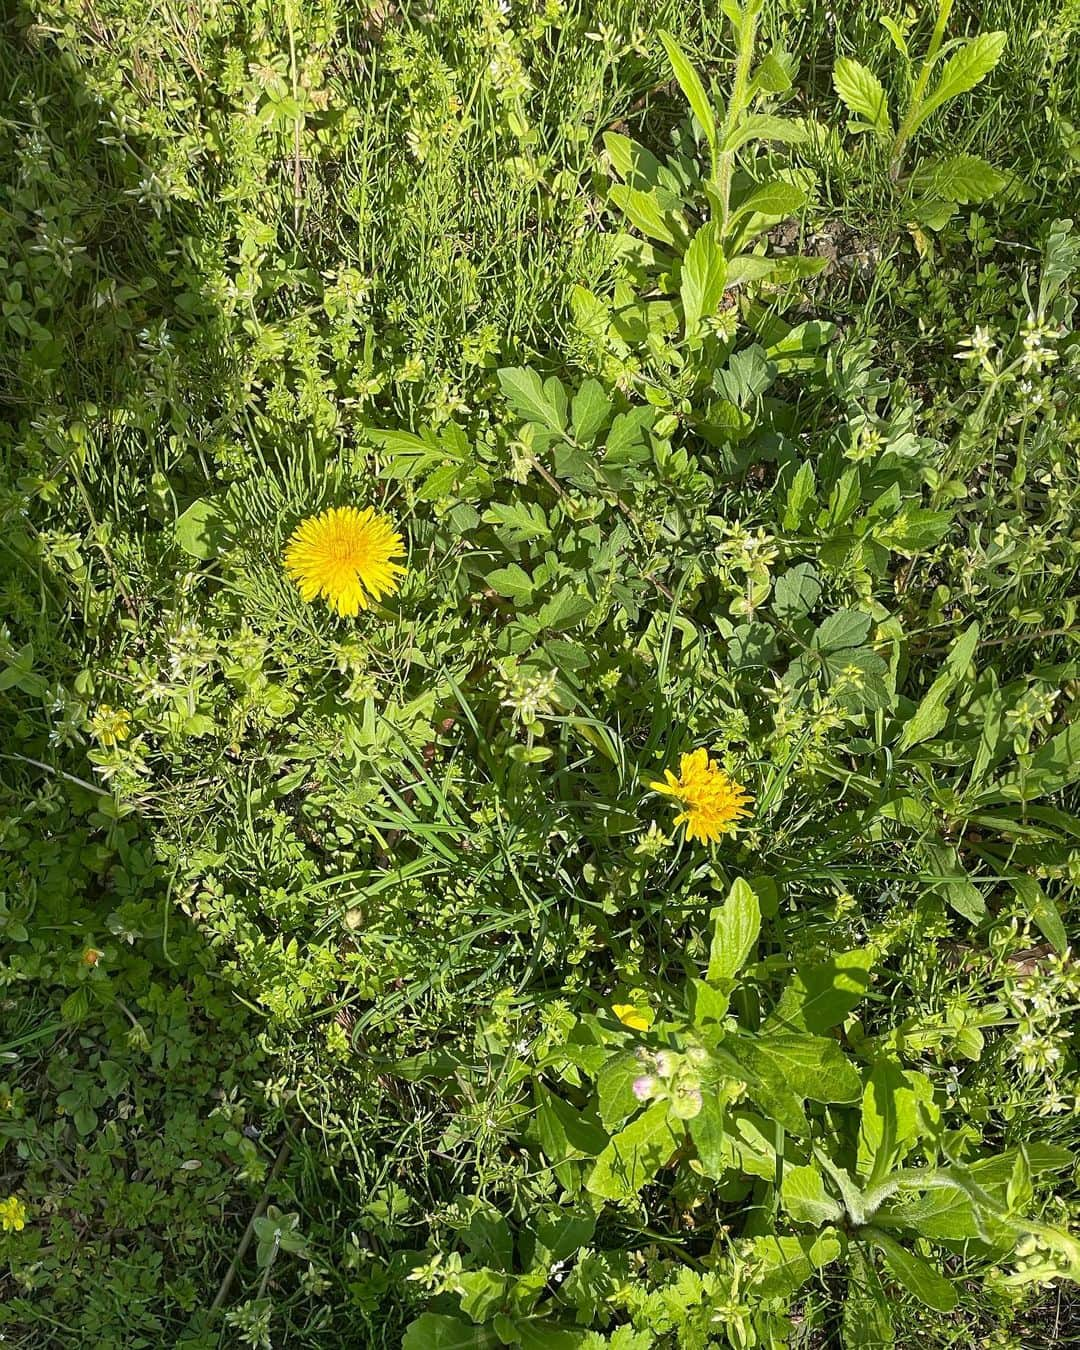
(889, 0), (955, 181)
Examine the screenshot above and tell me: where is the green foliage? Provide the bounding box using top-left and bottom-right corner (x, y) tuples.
(2, 0), (1079, 1346)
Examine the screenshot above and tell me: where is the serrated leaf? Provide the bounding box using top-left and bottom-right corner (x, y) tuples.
(732, 1032), (862, 1104)
(482, 501), (551, 544)
(658, 30), (717, 152)
(571, 379), (613, 447)
(497, 367), (568, 435)
(916, 32), (1007, 129)
(911, 154), (1006, 204)
(586, 1100), (681, 1201)
(680, 223), (727, 335)
(486, 564), (534, 603)
(772, 562), (821, 622)
(833, 58), (892, 138)
(782, 1164), (844, 1225)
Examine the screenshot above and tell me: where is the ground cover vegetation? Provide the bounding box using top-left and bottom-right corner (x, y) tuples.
(1, 0), (1079, 1344)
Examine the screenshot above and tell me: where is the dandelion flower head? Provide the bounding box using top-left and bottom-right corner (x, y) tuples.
(284, 506), (405, 617)
(649, 748), (752, 844)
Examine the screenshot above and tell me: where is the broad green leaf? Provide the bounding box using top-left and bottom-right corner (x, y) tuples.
(707, 878), (761, 985)
(602, 132), (666, 191)
(571, 379), (613, 447)
(873, 506), (952, 554)
(680, 223), (727, 335)
(876, 1184), (985, 1242)
(813, 609), (871, 653)
(857, 1060), (934, 1182)
(922, 840), (988, 923)
(911, 154), (1006, 204)
(597, 1052), (646, 1131)
(534, 1083), (608, 1163)
(658, 31), (717, 152)
(482, 501), (551, 544)
(896, 621), (979, 753)
(753, 51), (793, 94)
(734, 1032), (862, 1103)
(403, 1314), (500, 1349)
(497, 367), (567, 435)
(1011, 875), (1067, 954)
(175, 499), (225, 560)
(782, 1164), (843, 1226)
(586, 1100), (681, 1201)
(864, 1230), (957, 1312)
(731, 179), (808, 223)
(767, 948), (873, 1035)
(748, 1233), (841, 1299)
(530, 1208), (597, 1265)
(782, 460), (817, 530)
(726, 254), (779, 287)
(833, 57), (892, 138)
(537, 589), (593, 632)
(998, 721), (1080, 802)
(722, 114), (810, 154)
(608, 184), (682, 246)
(486, 564), (534, 603)
(772, 562), (822, 622)
(458, 1270), (509, 1323)
(688, 1093), (729, 1179)
(765, 319), (837, 370)
(916, 32), (1007, 130)
(843, 1248), (895, 1348)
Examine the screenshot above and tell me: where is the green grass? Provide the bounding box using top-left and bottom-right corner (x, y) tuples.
(2, 0), (1079, 1345)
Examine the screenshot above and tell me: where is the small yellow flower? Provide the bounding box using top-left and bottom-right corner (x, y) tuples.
(613, 1003), (650, 1031)
(649, 748), (752, 844)
(283, 506), (406, 617)
(0, 1196), (27, 1233)
(88, 704), (131, 747)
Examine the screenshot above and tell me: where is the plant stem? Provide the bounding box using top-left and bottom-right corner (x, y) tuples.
(716, 4), (759, 231)
(889, 0), (955, 182)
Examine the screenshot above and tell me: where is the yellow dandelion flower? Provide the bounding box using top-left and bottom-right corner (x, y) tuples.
(649, 748), (752, 845)
(0, 1196), (27, 1233)
(283, 506), (406, 617)
(613, 1003), (651, 1031)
